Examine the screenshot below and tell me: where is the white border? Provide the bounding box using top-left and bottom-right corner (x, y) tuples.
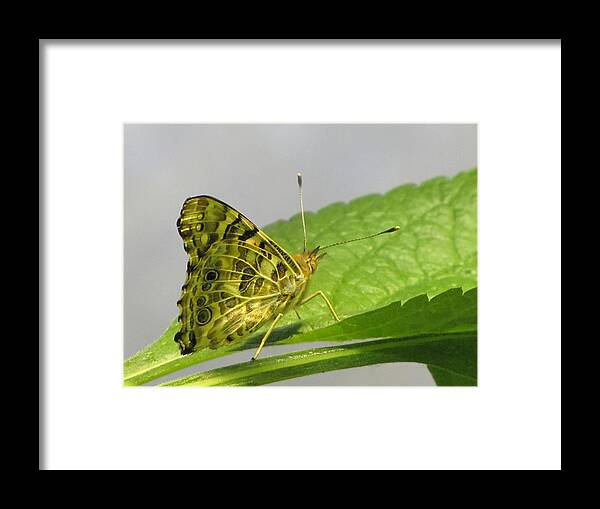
(42, 41), (561, 470)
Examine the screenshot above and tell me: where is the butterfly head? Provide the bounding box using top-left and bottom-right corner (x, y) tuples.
(293, 246), (326, 278)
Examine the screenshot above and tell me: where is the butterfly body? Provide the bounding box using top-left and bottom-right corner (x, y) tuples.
(173, 195), (322, 355)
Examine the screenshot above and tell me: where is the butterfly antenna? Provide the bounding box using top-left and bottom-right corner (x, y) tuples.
(297, 172), (307, 252)
(320, 226), (400, 250)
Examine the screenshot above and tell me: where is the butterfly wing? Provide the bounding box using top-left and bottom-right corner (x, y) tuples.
(177, 195), (261, 269)
(175, 196), (304, 354)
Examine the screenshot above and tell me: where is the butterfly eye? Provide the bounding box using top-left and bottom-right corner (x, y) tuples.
(196, 307), (212, 325)
(205, 269), (219, 282)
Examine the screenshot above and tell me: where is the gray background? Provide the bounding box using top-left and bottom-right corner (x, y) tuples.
(124, 124), (477, 385)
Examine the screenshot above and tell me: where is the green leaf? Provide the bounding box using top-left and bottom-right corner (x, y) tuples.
(162, 288), (477, 386)
(427, 366), (477, 386)
(265, 169), (477, 318)
(278, 287), (477, 345)
(124, 169), (477, 386)
(162, 334), (476, 387)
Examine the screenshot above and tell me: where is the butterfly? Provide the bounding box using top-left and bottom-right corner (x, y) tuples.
(174, 173), (400, 360)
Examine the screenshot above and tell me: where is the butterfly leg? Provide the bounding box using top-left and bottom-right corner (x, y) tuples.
(298, 290), (341, 322)
(294, 309), (302, 320)
(252, 313), (284, 361)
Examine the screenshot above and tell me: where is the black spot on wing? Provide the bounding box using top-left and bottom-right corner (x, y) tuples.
(271, 242), (295, 267)
(223, 213), (243, 238)
(239, 227), (259, 241)
(277, 261), (287, 278)
(175, 331), (195, 355)
(204, 269), (219, 281)
(196, 307), (212, 325)
(239, 279), (250, 294)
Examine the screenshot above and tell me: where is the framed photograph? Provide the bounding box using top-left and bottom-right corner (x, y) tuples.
(41, 40), (561, 470)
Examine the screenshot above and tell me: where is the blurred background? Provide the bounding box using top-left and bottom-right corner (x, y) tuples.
(124, 124), (477, 385)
